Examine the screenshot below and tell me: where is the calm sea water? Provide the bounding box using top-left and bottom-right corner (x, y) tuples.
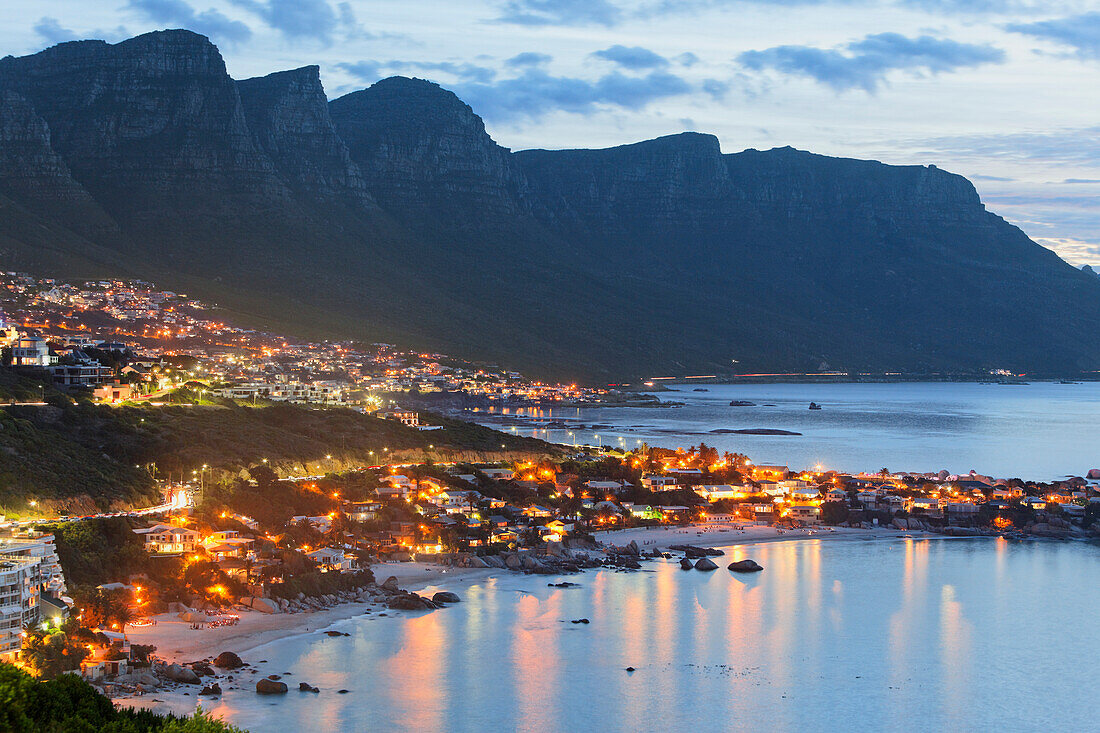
(198, 537), (1100, 732)
(477, 382), (1100, 479)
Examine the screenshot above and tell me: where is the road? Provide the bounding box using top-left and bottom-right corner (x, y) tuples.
(0, 491), (191, 530)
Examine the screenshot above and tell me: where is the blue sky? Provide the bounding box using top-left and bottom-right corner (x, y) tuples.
(4, 0), (1099, 265)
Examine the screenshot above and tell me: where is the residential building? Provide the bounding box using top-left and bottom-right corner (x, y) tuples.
(48, 361), (112, 388)
(641, 475), (677, 490)
(12, 336), (55, 367)
(307, 547), (354, 573)
(789, 504), (822, 524)
(0, 532), (68, 661)
(694, 485), (750, 502)
(345, 501), (381, 522)
(134, 524), (201, 555)
(93, 381), (137, 402)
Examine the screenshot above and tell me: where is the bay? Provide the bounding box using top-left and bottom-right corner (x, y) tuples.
(476, 382), (1100, 479)
(198, 536), (1100, 733)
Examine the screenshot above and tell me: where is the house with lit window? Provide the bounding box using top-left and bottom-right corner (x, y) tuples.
(12, 336), (55, 367)
(307, 547), (354, 573)
(345, 501), (381, 522)
(641, 475), (677, 490)
(789, 504), (822, 524)
(694, 485), (749, 502)
(134, 524), (201, 555)
(201, 530), (254, 560)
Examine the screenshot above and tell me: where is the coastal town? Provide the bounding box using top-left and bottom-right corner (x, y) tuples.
(0, 272), (601, 408)
(3, 269), (1100, 712)
(4, 434), (1100, 696)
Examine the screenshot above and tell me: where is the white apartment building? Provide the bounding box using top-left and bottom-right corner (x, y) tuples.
(0, 532), (68, 661)
(12, 336), (56, 367)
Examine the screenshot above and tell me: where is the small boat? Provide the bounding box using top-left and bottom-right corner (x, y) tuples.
(693, 388), (709, 392)
(808, 402), (822, 410)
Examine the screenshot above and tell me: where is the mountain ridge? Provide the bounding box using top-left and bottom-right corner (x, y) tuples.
(1, 29), (1097, 381)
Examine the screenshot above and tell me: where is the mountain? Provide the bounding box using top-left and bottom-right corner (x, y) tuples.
(1, 29), (1098, 381)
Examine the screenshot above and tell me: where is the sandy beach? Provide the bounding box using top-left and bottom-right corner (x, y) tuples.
(114, 524), (919, 719)
(122, 562), (494, 665)
(124, 524), (907, 663)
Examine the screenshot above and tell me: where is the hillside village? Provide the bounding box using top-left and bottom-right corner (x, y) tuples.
(2, 272), (1100, 694)
(5, 438), (1099, 688)
(0, 272), (600, 407)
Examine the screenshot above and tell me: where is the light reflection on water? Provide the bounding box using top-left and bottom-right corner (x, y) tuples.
(200, 538), (1100, 733)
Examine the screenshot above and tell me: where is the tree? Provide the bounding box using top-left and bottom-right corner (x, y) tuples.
(19, 630), (89, 680)
(820, 501), (850, 525)
(248, 463), (278, 490)
(0, 662), (244, 731)
(75, 587), (134, 631)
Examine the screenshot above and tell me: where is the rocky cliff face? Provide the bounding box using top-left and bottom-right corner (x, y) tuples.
(0, 30), (291, 226)
(237, 66), (374, 210)
(330, 77), (526, 233)
(0, 89), (118, 239)
(1, 30), (1098, 379)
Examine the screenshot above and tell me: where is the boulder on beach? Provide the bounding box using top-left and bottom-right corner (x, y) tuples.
(256, 678), (288, 695)
(432, 591), (460, 604)
(386, 593), (437, 610)
(135, 673), (160, 688)
(381, 576), (400, 592)
(679, 558), (694, 570)
(213, 651), (243, 669)
(164, 664), (200, 684)
(199, 683), (222, 696)
(299, 682), (320, 693)
(694, 558), (718, 571)
(674, 545), (723, 558)
(728, 559), (763, 573)
(191, 661), (214, 676)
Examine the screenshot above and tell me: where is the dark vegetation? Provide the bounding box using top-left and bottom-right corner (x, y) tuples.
(0, 369), (554, 514)
(0, 662), (243, 732)
(48, 518), (150, 588)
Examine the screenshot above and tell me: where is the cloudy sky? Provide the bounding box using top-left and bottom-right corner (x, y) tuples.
(3, 0), (1099, 265)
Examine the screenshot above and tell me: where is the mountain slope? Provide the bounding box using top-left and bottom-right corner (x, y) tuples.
(1, 30), (1098, 380)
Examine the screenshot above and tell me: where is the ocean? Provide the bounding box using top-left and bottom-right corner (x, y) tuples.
(473, 381), (1100, 479)
(195, 536), (1100, 732)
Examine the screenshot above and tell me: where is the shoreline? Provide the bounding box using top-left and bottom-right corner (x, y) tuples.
(120, 525), (919, 665)
(112, 524), (926, 719)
